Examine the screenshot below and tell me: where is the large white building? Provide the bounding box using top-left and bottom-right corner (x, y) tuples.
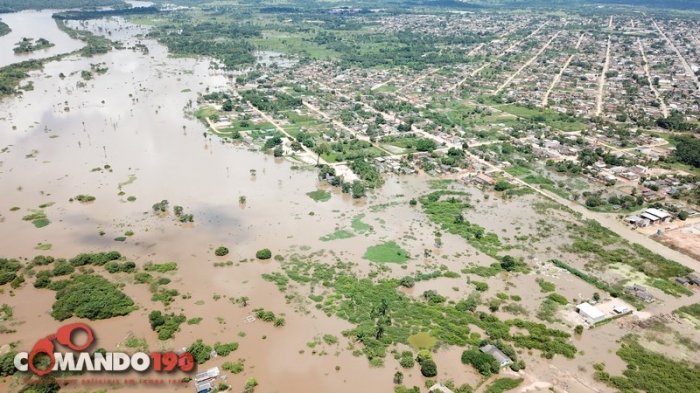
(576, 302), (606, 323)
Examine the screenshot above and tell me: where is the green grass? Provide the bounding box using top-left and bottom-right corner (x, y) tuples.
(541, 184), (570, 199)
(34, 243), (52, 250)
(484, 378), (524, 393)
(504, 166), (531, 176)
(32, 218), (50, 228)
(363, 241), (410, 264)
(319, 229), (355, 242)
(537, 278), (556, 293)
(495, 104), (587, 132)
(114, 237), (126, 242)
(306, 190), (331, 202)
(428, 179), (454, 189)
(523, 174), (554, 185)
(351, 213), (373, 233)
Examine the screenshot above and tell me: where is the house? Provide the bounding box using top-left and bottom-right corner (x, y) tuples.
(479, 345), (512, 367)
(640, 212), (661, 224)
(194, 367), (220, 384)
(473, 174), (495, 186)
(576, 302), (606, 323)
(636, 291), (654, 302)
(645, 208), (672, 223)
(675, 276), (690, 286)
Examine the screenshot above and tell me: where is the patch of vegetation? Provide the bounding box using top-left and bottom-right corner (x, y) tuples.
(351, 213), (373, 233)
(307, 190), (331, 202)
(22, 209), (50, 228)
(215, 247), (229, 257)
(484, 378), (524, 393)
(419, 191), (502, 257)
(320, 229), (355, 242)
(50, 274), (137, 321)
(594, 337), (700, 393)
(187, 317), (203, 325)
(222, 359), (245, 374)
(75, 194), (96, 203)
(363, 241), (410, 264)
(144, 262), (178, 273)
(0, 258), (22, 286)
(34, 243), (52, 251)
(256, 249), (272, 260)
(536, 278), (556, 293)
(263, 258), (577, 363)
(149, 310), (186, 340)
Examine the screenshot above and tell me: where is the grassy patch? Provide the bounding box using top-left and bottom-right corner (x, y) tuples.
(537, 278), (556, 293)
(319, 229), (355, 242)
(306, 190), (331, 202)
(484, 378), (524, 393)
(34, 243), (52, 251)
(428, 179), (454, 189)
(363, 241), (410, 264)
(504, 165), (531, 177)
(114, 237), (126, 242)
(419, 191), (501, 257)
(351, 213), (373, 233)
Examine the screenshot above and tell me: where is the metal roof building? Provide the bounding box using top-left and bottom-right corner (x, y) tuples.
(576, 302), (606, 323)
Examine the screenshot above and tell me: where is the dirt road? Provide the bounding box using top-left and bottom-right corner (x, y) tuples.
(542, 33), (584, 107)
(652, 19), (698, 91)
(595, 35), (611, 117)
(495, 30), (562, 94)
(638, 38), (669, 117)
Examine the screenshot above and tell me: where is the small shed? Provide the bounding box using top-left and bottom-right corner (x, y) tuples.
(576, 302), (606, 323)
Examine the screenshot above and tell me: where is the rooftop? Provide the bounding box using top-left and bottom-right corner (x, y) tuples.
(576, 302), (605, 320)
(479, 344), (512, 365)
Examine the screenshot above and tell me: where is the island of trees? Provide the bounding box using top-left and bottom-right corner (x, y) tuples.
(13, 38), (54, 54)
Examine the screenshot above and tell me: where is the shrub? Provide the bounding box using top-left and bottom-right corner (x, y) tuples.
(256, 248), (272, 260)
(215, 247), (229, 257)
(419, 359), (437, 377)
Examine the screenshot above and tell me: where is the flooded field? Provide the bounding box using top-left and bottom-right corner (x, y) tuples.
(1, 10), (699, 393)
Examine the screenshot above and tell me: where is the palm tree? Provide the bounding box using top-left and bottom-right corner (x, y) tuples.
(239, 296), (249, 307)
(273, 318), (285, 327)
(314, 143), (330, 166)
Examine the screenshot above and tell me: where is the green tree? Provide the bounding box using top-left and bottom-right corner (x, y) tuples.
(256, 249), (272, 260)
(678, 211), (688, 221)
(351, 180), (366, 198)
(273, 145), (283, 157)
(416, 138), (437, 152)
(500, 255), (516, 271)
(575, 325), (584, 335)
(420, 359), (437, 377)
(187, 339), (212, 364)
(394, 371), (404, 384)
